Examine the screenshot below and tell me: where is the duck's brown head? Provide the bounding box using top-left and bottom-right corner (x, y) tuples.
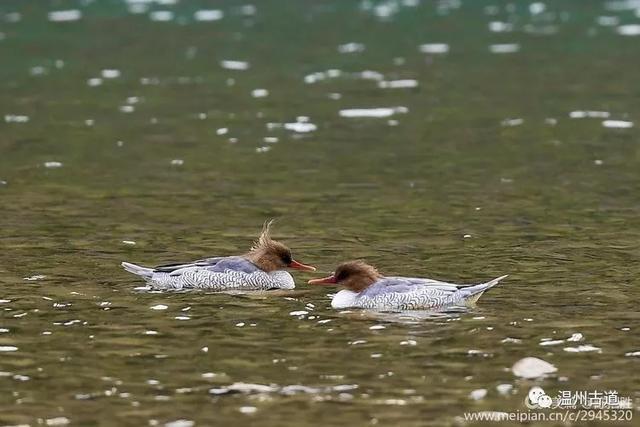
(308, 260), (382, 292)
(245, 221), (316, 273)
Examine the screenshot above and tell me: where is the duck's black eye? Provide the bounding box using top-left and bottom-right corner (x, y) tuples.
(335, 269), (347, 281)
(282, 252), (292, 265)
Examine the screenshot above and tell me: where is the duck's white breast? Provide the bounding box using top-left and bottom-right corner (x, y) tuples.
(331, 290), (359, 309)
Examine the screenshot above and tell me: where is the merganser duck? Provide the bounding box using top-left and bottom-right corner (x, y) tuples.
(308, 261), (507, 311)
(121, 222), (315, 290)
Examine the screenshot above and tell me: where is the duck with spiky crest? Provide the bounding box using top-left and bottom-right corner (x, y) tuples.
(122, 221), (315, 290)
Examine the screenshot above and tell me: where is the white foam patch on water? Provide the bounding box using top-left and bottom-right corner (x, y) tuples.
(564, 344), (602, 353)
(338, 42), (365, 53)
(489, 43), (520, 53)
(119, 105), (135, 113)
(304, 69), (387, 84)
(216, 128), (228, 135)
(501, 118), (523, 126)
(194, 10), (223, 21)
(101, 69), (121, 79)
(5, 12), (21, 22)
(617, 24), (640, 35)
(127, 2), (149, 14)
(151, 304), (168, 310)
(469, 389), (487, 400)
(220, 60), (249, 70)
(419, 43), (449, 54)
(540, 339), (564, 346)
(150, 10), (174, 22)
(597, 16), (620, 26)
(496, 384), (513, 395)
(256, 146), (270, 153)
(165, 420), (194, 427)
(605, 0), (640, 12)
(251, 88), (268, 98)
(44, 161), (63, 168)
(240, 5), (257, 16)
(87, 78), (103, 87)
(171, 159), (184, 166)
(0, 346), (18, 352)
(567, 333), (584, 341)
(529, 2), (546, 14)
(5, 114), (29, 123)
(340, 107), (408, 118)
(357, 70), (384, 81)
(603, 119), (633, 128)
(284, 122), (317, 133)
(45, 417), (69, 426)
(378, 79), (418, 89)
(489, 21), (513, 32)
(48, 10), (82, 22)
(512, 357), (557, 379)
(30, 66), (47, 76)
(570, 110), (610, 118)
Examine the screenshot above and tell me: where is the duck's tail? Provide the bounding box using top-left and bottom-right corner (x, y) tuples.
(121, 261), (154, 279)
(459, 275), (508, 305)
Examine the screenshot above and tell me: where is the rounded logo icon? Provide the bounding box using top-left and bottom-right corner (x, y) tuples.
(525, 387), (552, 409)
(538, 394), (553, 408)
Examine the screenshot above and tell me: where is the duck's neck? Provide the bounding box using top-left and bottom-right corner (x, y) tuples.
(243, 249), (276, 272)
(345, 272), (382, 293)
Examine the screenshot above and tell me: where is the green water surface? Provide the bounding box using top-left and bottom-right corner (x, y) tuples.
(1, 1), (639, 426)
